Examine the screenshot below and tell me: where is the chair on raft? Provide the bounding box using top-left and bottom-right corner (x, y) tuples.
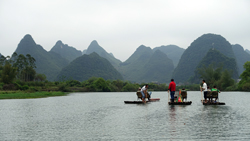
(136, 91), (151, 101)
(180, 90), (187, 101)
(207, 91), (219, 102)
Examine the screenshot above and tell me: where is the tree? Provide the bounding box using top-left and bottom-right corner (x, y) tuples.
(238, 61), (250, 91)
(35, 73), (47, 81)
(0, 62), (17, 84)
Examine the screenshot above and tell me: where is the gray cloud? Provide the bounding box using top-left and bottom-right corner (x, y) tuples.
(0, 0), (249, 61)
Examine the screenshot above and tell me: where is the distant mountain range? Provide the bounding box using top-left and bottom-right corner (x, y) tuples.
(8, 33), (250, 83)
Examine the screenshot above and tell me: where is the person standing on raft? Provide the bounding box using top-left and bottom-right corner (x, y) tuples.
(201, 80), (208, 103)
(168, 79), (176, 103)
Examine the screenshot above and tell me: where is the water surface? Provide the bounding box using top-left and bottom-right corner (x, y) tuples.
(0, 91), (249, 140)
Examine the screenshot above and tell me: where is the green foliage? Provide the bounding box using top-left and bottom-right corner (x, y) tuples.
(195, 64), (235, 90)
(121, 82), (138, 92)
(93, 78), (111, 92)
(238, 61), (250, 91)
(0, 62), (17, 84)
(0, 91), (67, 99)
(66, 80), (81, 87)
(35, 73), (47, 81)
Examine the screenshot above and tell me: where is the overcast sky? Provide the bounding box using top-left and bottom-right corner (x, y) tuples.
(0, 0), (249, 61)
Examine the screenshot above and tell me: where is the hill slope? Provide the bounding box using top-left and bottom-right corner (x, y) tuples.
(232, 44), (250, 75)
(153, 45), (185, 68)
(85, 40), (121, 69)
(56, 52), (123, 81)
(172, 33), (236, 83)
(14, 34), (69, 81)
(119, 45), (174, 83)
(50, 40), (82, 62)
(192, 49), (238, 83)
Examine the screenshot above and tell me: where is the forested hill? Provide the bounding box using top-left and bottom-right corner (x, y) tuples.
(191, 49), (238, 83)
(232, 44), (250, 75)
(119, 45), (174, 83)
(172, 33), (236, 83)
(153, 45), (185, 68)
(14, 34), (69, 81)
(50, 40), (82, 62)
(85, 40), (121, 69)
(56, 52), (124, 81)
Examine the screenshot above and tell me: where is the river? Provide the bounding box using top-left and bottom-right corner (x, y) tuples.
(0, 91), (249, 140)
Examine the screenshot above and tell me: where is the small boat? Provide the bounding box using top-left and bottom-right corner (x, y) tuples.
(168, 101), (192, 105)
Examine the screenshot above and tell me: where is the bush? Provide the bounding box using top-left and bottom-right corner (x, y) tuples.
(3, 84), (16, 90)
(242, 83), (250, 91)
(58, 83), (71, 92)
(67, 80), (81, 87)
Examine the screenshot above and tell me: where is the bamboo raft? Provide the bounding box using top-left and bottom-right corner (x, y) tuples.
(201, 100), (225, 105)
(168, 90), (192, 105)
(124, 92), (160, 104)
(168, 101), (192, 105)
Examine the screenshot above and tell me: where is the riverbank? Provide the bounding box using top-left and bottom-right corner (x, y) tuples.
(0, 91), (68, 99)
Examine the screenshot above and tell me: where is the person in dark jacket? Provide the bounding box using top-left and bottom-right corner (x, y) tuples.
(168, 79), (176, 102)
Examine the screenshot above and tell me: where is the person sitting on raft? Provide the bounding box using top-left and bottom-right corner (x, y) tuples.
(140, 84), (148, 103)
(181, 88), (187, 101)
(211, 85), (220, 102)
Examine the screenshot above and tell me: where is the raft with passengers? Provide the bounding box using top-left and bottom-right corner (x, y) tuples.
(168, 79), (192, 105)
(200, 80), (225, 105)
(124, 84), (160, 104)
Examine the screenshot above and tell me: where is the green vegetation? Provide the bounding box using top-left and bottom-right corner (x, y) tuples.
(0, 91), (67, 99)
(238, 61), (250, 91)
(193, 64), (236, 90)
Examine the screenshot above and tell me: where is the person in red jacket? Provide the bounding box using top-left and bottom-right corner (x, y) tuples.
(168, 79), (176, 102)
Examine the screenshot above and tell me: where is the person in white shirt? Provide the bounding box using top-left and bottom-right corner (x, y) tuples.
(140, 84), (148, 103)
(201, 80), (208, 103)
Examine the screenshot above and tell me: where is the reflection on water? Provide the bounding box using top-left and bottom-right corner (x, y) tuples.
(0, 91), (250, 140)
